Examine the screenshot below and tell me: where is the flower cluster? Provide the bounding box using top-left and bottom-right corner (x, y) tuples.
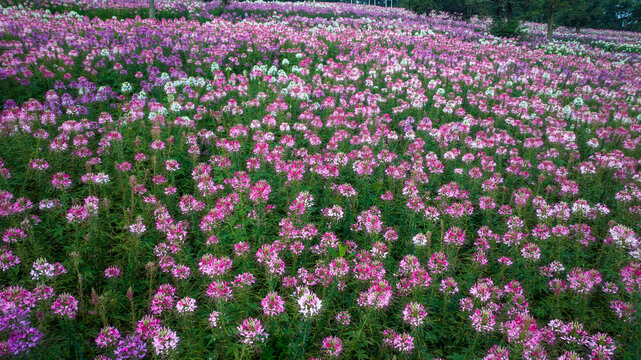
(0, 0), (639, 358)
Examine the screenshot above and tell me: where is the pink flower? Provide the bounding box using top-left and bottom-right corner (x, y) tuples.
(567, 268), (602, 294)
(237, 317), (268, 346)
(198, 254), (232, 277)
(402, 302), (427, 327)
(51, 293), (78, 319)
(150, 284), (176, 315)
(136, 315), (162, 340)
(234, 242), (249, 256)
(51, 172), (72, 189)
(352, 206), (383, 234)
(357, 280), (392, 310)
(104, 266), (120, 278)
(297, 287), (322, 319)
(321, 336), (342, 358)
(176, 297), (197, 314)
(249, 180), (271, 203)
(444, 226), (466, 246)
(95, 326), (120, 348)
(428, 252), (449, 274)
(152, 327), (179, 356)
(470, 307), (496, 333)
(610, 300), (636, 322)
(483, 345), (509, 360)
(261, 292), (285, 317)
(0, 247), (20, 271)
(335, 311), (351, 326)
(382, 329), (414, 353)
(206, 281), (233, 301)
(521, 243), (541, 261)
(165, 159), (180, 172)
(209, 311), (221, 328)
(439, 277), (459, 295)
(621, 262), (641, 293)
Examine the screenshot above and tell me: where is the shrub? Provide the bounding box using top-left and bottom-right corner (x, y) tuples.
(489, 16), (523, 38)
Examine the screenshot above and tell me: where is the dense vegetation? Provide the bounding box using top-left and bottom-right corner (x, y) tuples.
(400, 0), (641, 37)
(1, 1), (640, 359)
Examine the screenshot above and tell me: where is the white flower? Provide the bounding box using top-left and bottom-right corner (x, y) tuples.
(176, 297), (197, 314)
(152, 328), (179, 356)
(573, 97), (584, 107)
(412, 233), (429, 246)
(169, 102), (182, 113)
(296, 287), (322, 319)
(121, 82), (132, 94)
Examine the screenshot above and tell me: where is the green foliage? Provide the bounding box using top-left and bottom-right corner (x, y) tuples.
(401, 0), (641, 33)
(399, 0), (439, 15)
(1, 1), (641, 359)
(558, 0), (600, 33)
(489, 16), (523, 38)
(400, 0), (472, 18)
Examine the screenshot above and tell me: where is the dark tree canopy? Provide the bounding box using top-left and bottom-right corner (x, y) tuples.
(401, 0), (641, 35)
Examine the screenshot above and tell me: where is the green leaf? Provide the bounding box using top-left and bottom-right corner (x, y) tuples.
(338, 242), (347, 258)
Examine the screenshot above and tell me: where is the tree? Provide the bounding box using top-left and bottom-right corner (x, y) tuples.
(149, 0), (155, 18)
(542, 0), (570, 40)
(464, 0), (530, 19)
(400, 0), (440, 15)
(632, 2), (641, 31)
(201, 0), (227, 5)
(596, 0), (639, 31)
(465, 0), (528, 37)
(560, 0), (600, 33)
(400, 0), (640, 32)
(400, 0), (474, 19)
(523, 0), (571, 40)
(439, 0), (473, 19)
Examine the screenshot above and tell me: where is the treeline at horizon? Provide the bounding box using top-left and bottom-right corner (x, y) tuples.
(400, 0), (640, 34)
(245, 0), (641, 34)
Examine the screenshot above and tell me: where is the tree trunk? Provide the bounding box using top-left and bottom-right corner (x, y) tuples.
(149, 0), (155, 18)
(575, 26), (580, 33)
(547, 11), (554, 41)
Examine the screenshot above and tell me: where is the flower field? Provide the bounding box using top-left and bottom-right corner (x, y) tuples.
(1, 1), (641, 359)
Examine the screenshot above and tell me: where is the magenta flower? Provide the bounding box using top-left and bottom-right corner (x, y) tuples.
(237, 317), (268, 346)
(95, 326), (121, 348)
(321, 336), (342, 358)
(104, 266), (120, 278)
(151, 327), (179, 356)
(402, 302), (427, 327)
(51, 293), (78, 319)
(261, 292), (285, 317)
